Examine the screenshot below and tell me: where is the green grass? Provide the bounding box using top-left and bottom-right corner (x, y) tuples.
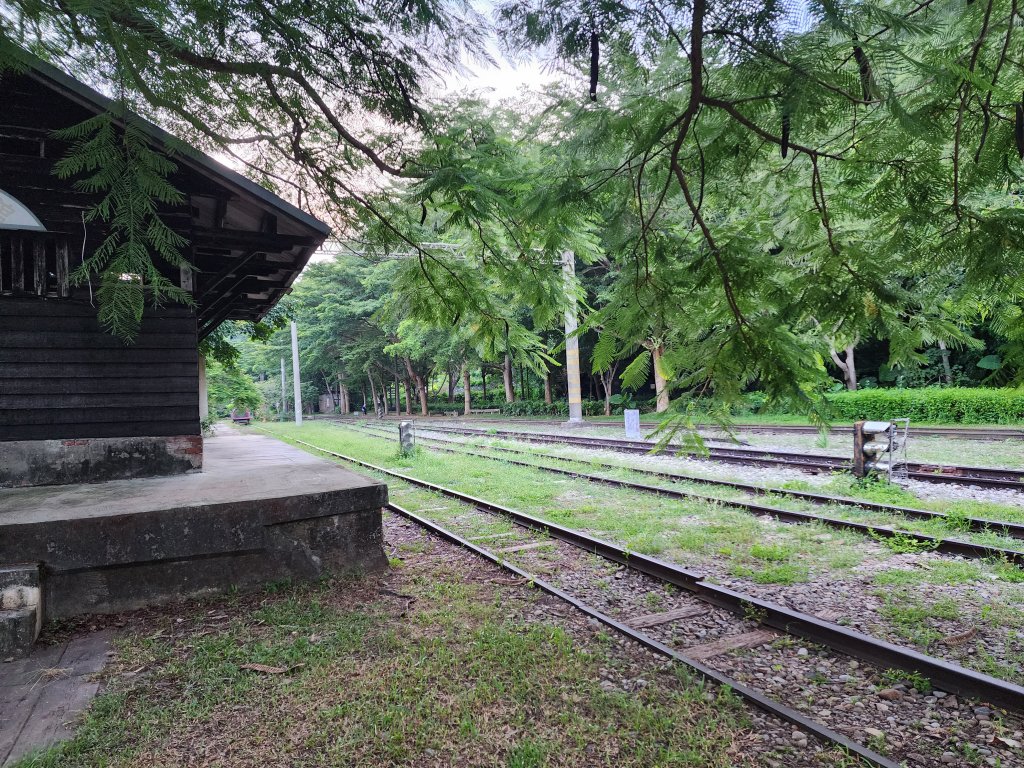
(876, 590), (962, 650)
(874, 560), (984, 586)
(15, 530), (763, 767)
(267, 422), (1024, 584)
(258, 423), (1024, 685)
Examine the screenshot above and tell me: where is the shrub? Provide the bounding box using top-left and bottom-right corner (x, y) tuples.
(824, 387), (1024, 424)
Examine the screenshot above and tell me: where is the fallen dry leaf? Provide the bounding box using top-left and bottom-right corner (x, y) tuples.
(941, 627), (978, 646)
(240, 663), (288, 674)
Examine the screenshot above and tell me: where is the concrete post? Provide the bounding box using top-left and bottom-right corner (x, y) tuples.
(280, 358), (287, 421)
(399, 421), (415, 454)
(198, 357), (209, 421)
(562, 250), (584, 425)
(291, 322), (303, 426)
(624, 409), (641, 440)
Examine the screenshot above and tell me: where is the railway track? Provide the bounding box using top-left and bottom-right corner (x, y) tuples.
(352, 422), (1024, 550)
(443, 417), (1024, 442)
(265, 430), (1024, 768)
(408, 422), (1024, 491)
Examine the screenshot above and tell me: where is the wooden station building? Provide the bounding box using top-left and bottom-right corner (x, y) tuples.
(0, 54), (388, 666)
(0, 52), (330, 487)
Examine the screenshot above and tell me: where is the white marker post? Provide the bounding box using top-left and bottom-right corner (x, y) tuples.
(280, 357), (287, 421)
(624, 409), (641, 440)
(562, 250), (584, 426)
(291, 321), (303, 425)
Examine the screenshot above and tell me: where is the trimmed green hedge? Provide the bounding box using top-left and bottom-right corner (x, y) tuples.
(500, 399), (610, 417)
(823, 387), (1024, 424)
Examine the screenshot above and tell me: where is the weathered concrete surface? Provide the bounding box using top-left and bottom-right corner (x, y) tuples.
(0, 430), (388, 619)
(0, 435), (203, 488)
(0, 565), (41, 659)
(0, 631), (112, 766)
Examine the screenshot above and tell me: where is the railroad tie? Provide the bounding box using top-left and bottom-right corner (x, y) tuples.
(493, 541), (549, 554)
(682, 630), (777, 661)
(467, 532), (518, 542)
(628, 605), (707, 629)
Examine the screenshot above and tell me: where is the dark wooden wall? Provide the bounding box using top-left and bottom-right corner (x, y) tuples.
(0, 73), (197, 283)
(1, 71), (201, 443)
(0, 299), (199, 441)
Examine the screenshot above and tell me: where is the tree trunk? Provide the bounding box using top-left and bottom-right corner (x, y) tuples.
(404, 379), (413, 415)
(829, 344), (858, 391)
(544, 370), (553, 405)
(652, 344), (670, 413)
(394, 371), (401, 413)
(938, 339), (953, 385)
(404, 355), (429, 415)
(599, 363), (618, 417)
(447, 369), (455, 403)
(503, 354), (515, 402)
(481, 367), (487, 402)
(368, 375), (379, 415)
(418, 380), (428, 415)
(462, 362), (471, 416)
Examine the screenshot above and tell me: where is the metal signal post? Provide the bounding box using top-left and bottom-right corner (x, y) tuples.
(853, 419), (909, 481)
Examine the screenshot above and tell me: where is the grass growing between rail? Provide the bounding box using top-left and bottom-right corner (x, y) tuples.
(260, 421), (873, 581)
(431, 427), (1024, 545)
(358, 422), (1024, 555)
(260, 422), (1024, 686)
(13, 518), (761, 768)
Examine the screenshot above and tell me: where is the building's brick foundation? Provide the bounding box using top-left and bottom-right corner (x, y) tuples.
(0, 435), (203, 488)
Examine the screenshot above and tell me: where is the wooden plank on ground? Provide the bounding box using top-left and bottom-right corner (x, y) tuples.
(628, 605), (706, 629)
(467, 532), (517, 542)
(681, 630), (776, 661)
(493, 541), (548, 554)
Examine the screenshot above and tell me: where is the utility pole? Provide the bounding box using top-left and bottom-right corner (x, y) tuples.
(280, 357), (287, 421)
(562, 250), (584, 426)
(291, 321), (303, 425)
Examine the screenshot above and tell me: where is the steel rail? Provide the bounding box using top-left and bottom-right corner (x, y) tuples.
(286, 435), (1024, 711)
(353, 423), (1023, 566)
(353, 422), (1024, 541)
(380, 417), (1024, 442)
(431, 417), (1024, 442)
(413, 423), (1024, 490)
(386, 501), (899, 768)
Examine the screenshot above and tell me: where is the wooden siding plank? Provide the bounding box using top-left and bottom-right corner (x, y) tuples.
(0, 348), (198, 364)
(32, 238), (45, 296)
(0, 392), (200, 409)
(0, 363), (200, 379)
(11, 235), (23, 291)
(0, 314), (196, 333)
(0, 300), (194, 318)
(55, 239), (69, 297)
(0, 406), (200, 426)
(0, 377), (198, 395)
(0, 332), (197, 349)
(2, 421), (200, 441)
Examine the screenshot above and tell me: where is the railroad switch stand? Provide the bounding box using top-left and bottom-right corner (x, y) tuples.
(853, 419), (909, 482)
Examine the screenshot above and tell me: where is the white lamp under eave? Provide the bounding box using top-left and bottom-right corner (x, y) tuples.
(0, 189), (46, 231)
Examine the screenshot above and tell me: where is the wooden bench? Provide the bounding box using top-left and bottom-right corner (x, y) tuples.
(471, 408), (501, 414)
(231, 409), (252, 425)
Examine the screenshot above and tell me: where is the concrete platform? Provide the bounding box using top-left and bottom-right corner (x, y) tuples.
(0, 430), (388, 620)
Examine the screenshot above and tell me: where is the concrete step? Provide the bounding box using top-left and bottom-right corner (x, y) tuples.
(0, 564), (42, 659)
